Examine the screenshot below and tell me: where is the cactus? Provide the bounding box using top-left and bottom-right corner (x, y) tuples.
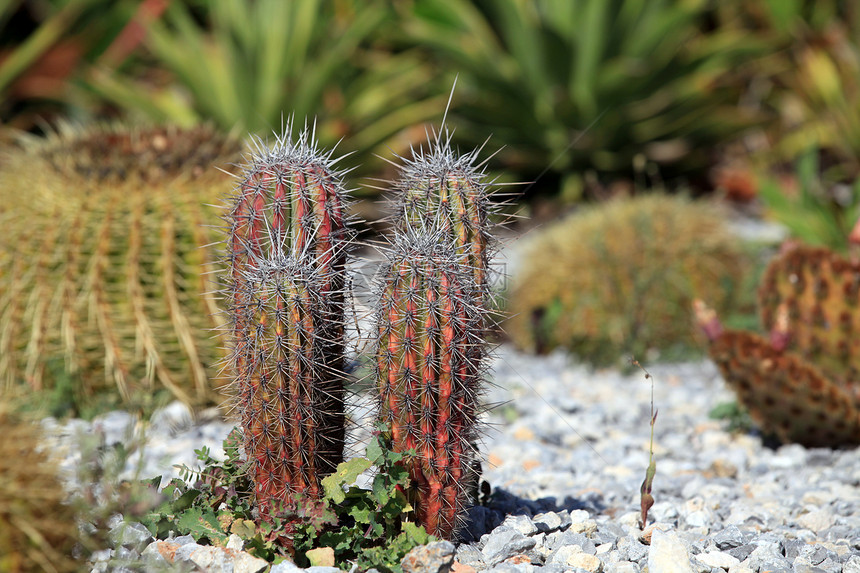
(0, 124), (242, 411)
(224, 125), (351, 519)
(0, 403), (81, 572)
(372, 231), (485, 539)
(758, 244), (860, 395)
(392, 129), (494, 291)
(695, 301), (860, 447)
(507, 194), (747, 365)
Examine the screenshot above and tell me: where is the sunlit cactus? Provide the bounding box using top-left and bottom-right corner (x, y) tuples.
(223, 124), (351, 519)
(372, 230), (487, 539)
(391, 128), (495, 291)
(695, 300), (860, 447)
(0, 124), (241, 410)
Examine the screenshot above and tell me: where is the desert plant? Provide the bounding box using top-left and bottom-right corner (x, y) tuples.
(0, 403), (81, 573)
(391, 127), (494, 290)
(0, 123), (242, 414)
(695, 300), (860, 447)
(396, 0), (768, 195)
(83, 0), (447, 180)
(506, 194), (747, 365)
(758, 243), (860, 392)
(223, 125), (351, 525)
(371, 230), (486, 540)
(757, 147), (860, 252)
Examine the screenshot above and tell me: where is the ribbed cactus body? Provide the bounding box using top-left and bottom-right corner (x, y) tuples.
(373, 233), (484, 539)
(235, 256), (342, 513)
(394, 133), (492, 290)
(0, 124), (241, 408)
(758, 245), (860, 394)
(225, 127), (350, 514)
(696, 301), (860, 447)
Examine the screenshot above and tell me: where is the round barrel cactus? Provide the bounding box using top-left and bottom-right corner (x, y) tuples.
(0, 124), (242, 411)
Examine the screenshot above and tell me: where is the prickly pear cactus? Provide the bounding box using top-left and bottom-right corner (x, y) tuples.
(695, 300), (860, 447)
(372, 231), (485, 539)
(0, 124), (242, 410)
(758, 244), (860, 396)
(224, 125), (351, 517)
(392, 129), (493, 290)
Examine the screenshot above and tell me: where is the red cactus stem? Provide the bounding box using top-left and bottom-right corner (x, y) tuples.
(373, 232), (485, 539)
(224, 124), (351, 522)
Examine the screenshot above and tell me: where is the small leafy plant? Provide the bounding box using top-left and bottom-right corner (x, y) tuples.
(139, 426), (435, 571)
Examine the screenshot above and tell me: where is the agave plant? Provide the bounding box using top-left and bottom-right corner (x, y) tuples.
(85, 0), (447, 180)
(396, 0), (770, 195)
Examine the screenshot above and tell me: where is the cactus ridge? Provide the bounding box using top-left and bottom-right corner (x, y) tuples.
(0, 124), (241, 407)
(390, 127), (499, 292)
(222, 121), (353, 518)
(758, 244), (860, 399)
(372, 229), (488, 539)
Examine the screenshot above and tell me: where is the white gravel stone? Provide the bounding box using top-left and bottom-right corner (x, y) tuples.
(696, 550), (740, 570)
(648, 529), (693, 573)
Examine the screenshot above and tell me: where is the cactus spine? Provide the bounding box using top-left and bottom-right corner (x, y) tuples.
(374, 232), (484, 539)
(225, 126), (350, 518)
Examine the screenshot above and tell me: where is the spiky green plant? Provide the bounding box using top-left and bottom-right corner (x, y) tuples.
(224, 125), (351, 522)
(372, 230), (485, 540)
(695, 300), (860, 447)
(397, 0), (768, 193)
(0, 404), (81, 573)
(506, 194), (747, 365)
(0, 123), (242, 412)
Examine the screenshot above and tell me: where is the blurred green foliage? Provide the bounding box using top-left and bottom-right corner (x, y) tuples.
(758, 147), (860, 252)
(395, 0), (770, 197)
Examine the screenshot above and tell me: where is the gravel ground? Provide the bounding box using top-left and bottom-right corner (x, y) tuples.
(41, 343), (860, 573)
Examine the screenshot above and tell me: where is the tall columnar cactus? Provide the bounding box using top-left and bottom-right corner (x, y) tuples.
(695, 300), (860, 447)
(224, 126), (351, 517)
(372, 231), (486, 539)
(0, 124), (241, 409)
(758, 243), (860, 395)
(392, 130), (494, 291)
(233, 253), (343, 515)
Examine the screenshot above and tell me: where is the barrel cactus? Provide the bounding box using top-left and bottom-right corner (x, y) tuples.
(0, 124), (242, 412)
(371, 230), (486, 539)
(506, 194), (747, 365)
(0, 404), (81, 573)
(223, 125), (351, 521)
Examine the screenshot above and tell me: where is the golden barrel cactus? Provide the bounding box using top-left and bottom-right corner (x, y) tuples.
(0, 124), (242, 411)
(0, 404), (80, 572)
(506, 194), (746, 365)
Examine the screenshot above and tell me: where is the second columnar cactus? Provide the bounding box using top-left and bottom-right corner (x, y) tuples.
(372, 230), (486, 539)
(392, 129), (493, 291)
(224, 124), (351, 519)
